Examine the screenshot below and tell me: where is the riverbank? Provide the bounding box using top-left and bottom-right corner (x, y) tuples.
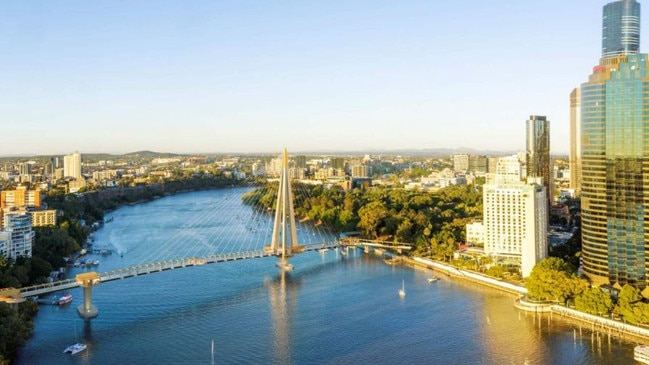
(398, 254), (649, 343)
(405, 256), (527, 295)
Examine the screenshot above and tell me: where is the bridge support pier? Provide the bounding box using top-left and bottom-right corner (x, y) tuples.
(76, 272), (101, 319)
(0, 288), (25, 311)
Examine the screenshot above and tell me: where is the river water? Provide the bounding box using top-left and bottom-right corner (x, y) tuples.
(16, 188), (639, 364)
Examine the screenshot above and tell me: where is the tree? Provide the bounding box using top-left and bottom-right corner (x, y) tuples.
(357, 201), (389, 239)
(525, 257), (588, 303)
(0, 302), (35, 364)
(574, 287), (613, 315)
(616, 284), (649, 324)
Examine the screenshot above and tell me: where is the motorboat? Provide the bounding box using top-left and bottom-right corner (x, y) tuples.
(635, 345), (649, 364)
(58, 293), (73, 305)
(427, 276), (440, 283)
(63, 342), (86, 355)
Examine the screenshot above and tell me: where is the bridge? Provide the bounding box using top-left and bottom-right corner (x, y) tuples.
(0, 148), (410, 319)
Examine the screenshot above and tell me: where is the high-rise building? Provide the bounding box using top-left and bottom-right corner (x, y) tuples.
(295, 155), (307, 169)
(580, 0), (648, 287)
(330, 157), (345, 170)
(453, 154), (469, 172)
(602, 0), (640, 57)
(569, 88), (582, 196)
(468, 155), (488, 173)
(18, 162), (31, 176)
(351, 164), (369, 178)
(63, 151), (82, 179)
(487, 155), (522, 185)
(0, 186), (42, 208)
(0, 213), (33, 258)
(526, 115), (552, 205)
(482, 157), (548, 278)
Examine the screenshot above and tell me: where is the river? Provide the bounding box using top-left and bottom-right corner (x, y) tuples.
(16, 188), (639, 364)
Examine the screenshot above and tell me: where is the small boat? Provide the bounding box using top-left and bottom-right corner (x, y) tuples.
(427, 276), (440, 283)
(275, 262), (294, 271)
(635, 344), (649, 364)
(63, 320), (86, 355)
(63, 343), (87, 355)
(58, 293), (73, 305)
(398, 279), (406, 297)
(211, 340), (215, 365)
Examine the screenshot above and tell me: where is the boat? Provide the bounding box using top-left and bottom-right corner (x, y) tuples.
(211, 340), (215, 365)
(427, 276), (440, 283)
(275, 262), (294, 271)
(63, 320), (87, 355)
(383, 258), (398, 265)
(398, 279), (406, 297)
(63, 343), (87, 355)
(58, 293), (73, 305)
(635, 345), (649, 364)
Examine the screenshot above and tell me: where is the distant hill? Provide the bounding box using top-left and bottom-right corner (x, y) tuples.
(122, 150), (180, 158)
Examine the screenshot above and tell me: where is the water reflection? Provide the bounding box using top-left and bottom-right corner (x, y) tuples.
(268, 270), (302, 364)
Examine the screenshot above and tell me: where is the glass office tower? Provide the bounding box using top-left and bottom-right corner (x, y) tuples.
(526, 115), (551, 206)
(602, 0), (640, 57)
(581, 0), (648, 288)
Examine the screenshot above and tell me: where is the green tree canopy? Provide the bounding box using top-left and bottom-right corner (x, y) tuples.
(574, 287), (613, 315)
(525, 257), (588, 303)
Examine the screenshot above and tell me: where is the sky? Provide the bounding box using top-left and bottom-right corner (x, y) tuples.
(0, 1), (643, 156)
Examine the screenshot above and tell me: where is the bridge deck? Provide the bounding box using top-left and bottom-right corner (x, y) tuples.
(19, 241), (342, 298)
(17, 238), (409, 298)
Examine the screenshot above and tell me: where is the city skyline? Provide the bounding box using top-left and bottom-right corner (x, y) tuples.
(2, 1), (644, 155)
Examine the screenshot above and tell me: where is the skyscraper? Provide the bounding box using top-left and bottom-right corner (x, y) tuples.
(63, 151), (82, 179)
(602, 0), (640, 57)
(580, 0), (648, 287)
(526, 115), (552, 206)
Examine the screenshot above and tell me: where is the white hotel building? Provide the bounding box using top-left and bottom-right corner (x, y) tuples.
(481, 156), (548, 277)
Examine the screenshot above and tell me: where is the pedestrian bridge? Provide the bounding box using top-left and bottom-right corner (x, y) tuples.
(15, 242), (341, 299)
(0, 149), (413, 319)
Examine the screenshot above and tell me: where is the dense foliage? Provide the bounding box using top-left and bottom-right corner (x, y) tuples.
(242, 183), (483, 260)
(0, 301), (37, 365)
(525, 257), (588, 303)
(614, 285), (649, 324)
(574, 287), (613, 315)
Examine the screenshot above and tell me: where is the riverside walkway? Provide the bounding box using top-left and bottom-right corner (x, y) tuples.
(408, 256), (649, 342)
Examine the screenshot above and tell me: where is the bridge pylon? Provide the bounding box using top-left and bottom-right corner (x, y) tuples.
(76, 272), (101, 319)
(264, 148), (305, 270)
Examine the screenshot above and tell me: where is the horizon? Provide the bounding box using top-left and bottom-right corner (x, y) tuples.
(0, 147), (570, 159)
(1, 1), (635, 155)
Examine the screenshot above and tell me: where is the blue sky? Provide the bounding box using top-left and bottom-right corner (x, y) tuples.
(0, 1), (639, 155)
